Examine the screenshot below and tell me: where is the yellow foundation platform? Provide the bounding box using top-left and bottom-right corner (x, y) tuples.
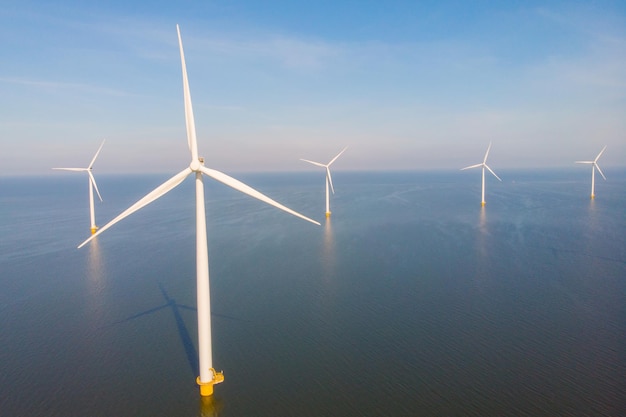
(197, 369), (224, 396)
(325, 211), (331, 218)
(90, 226), (98, 234)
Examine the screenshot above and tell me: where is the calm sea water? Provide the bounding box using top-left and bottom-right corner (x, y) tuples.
(1, 170), (625, 417)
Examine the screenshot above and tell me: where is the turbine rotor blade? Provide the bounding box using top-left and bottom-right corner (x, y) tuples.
(460, 163), (483, 170)
(326, 167), (335, 194)
(88, 171), (103, 202)
(158, 282), (171, 302)
(575, 161), (593, 164)
(328, 146), (348, 166)
(595, 163), (607, 180)
(485, 164), (502, 181)
(300, 158), (326, 168)
(88, 139), (106, 169)
(177, 24), (199, 161)
(199, 166), (320, 226)
(483, 142), (492, 163)
(52, 167), (87, 172)
(594, 145), (607, 162)
(78, 167), (193, 248)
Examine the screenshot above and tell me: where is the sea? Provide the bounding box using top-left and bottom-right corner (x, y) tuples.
(1, 169), (625, 417)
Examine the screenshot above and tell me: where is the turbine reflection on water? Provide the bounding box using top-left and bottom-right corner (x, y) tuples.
(322, 218), (336, 281)
(86, 238), (107, 325)
(474, 206), (490, 291)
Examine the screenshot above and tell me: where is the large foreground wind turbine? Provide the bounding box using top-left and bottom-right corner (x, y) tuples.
(53, 139), (106, 234)
(79, 25), (319, 397)
(301, 146), (347, 218)
(576, 146), (607, 199)
(461, 142), (501, 206)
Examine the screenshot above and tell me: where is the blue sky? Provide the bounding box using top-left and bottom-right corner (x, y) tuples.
(1, 0), (625, 175)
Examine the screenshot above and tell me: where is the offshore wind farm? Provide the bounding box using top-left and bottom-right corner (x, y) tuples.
(1, 2), (626, 416)
(1, 169), (625, 416)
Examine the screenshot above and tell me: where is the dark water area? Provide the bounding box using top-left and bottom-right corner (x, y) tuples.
(1, 170), (625, 416)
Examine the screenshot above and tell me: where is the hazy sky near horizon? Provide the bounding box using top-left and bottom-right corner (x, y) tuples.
(1, 0), (625, 175)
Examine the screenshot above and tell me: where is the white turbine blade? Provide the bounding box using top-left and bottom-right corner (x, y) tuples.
(326, 167), (335, 194)
(595, 163), (607, 180)
(483, 142), (492, 163)
(327, 146), (348, 166)
(485, 164), (502, 181)
(575, 161), (593, 164)
(88, 139), (106, 169)
(594, 145), (607, 162)
(78, 167), (193, 248)
(88, 171), (103, 202)
(52, 167), (86, 172)
(460, 163), (482, 170)
(300, 158), (326, 168)
(200, 166), (320, 226)
(177, 24), (199, 161)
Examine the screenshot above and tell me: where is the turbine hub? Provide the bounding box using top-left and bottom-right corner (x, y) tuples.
(190, 158), (204, 172)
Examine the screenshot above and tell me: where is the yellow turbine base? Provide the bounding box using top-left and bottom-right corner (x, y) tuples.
(591, 195), (595, 199)
(90, 226), (98, 234)
(481, 201), (486, 206)
(197, 369), (224, 397)
(325, 211), (331, 218)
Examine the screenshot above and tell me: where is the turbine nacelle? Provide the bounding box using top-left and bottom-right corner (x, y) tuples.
(190, 157), (205, 172)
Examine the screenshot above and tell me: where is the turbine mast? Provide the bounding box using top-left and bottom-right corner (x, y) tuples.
(195, 171), (222, 396)
(325, 175), (331, 217)
(591, 165), (596, 199)
(89, 179), (97, 233)
(481, 166), (486, 206)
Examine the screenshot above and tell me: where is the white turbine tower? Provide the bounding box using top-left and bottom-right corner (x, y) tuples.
(78, 25), (320, 397)
(300, 146), (348, 218)
(576, 146), (607, 199)
(53, 139), (106, 234)
(460, 142), (501, 206)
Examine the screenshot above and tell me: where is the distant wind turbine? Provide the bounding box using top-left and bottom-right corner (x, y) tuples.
(576, 146), (607, 199)
(460, 142), (501, 206)
(78, 25), (320, 397)
(53, 139), (106, 234)
(301, 146), (348, 217)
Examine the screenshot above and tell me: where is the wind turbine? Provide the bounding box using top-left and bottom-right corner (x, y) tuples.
(300, 146), (348, 218)
(78, 25), (320, 397)
(53, 139), (106, 234)
(460, 142), (501, 206)
(576, 146), (607, 199)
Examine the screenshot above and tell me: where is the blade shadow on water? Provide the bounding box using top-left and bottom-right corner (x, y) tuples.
(105, 282), (250, 378)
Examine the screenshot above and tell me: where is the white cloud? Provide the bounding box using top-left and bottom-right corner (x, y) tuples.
(190, 34), (341, 71)
(0, 77), (133, 96)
